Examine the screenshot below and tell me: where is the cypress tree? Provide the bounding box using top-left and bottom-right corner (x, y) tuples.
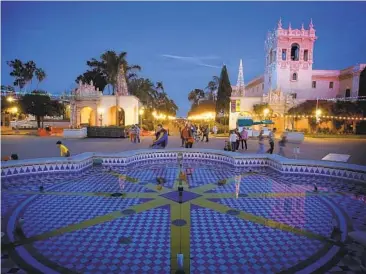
(215, 65), (232, 124)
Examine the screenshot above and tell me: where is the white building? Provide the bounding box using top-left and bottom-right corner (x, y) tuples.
(229, 18), (366, 129)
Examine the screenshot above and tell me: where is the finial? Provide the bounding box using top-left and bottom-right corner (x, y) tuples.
(288, 22), (292, 30)
(309, 18), (314, 29)
(277, 17), (282, 29)
(301, 23), (304, 31)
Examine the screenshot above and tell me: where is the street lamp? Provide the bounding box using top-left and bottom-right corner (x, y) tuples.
(97, 107), (105, 126)
(7, 97), (14, 103)
(315, 109), (322, 123)
(11, 107), (18, 114)
(263, 108), (270, 118)
(139, 107), (145, 128)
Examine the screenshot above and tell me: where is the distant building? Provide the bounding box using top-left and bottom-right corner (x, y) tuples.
(229, 18), (366, 129)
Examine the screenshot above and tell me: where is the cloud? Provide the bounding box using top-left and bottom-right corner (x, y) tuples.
(161, 54), (221, 69)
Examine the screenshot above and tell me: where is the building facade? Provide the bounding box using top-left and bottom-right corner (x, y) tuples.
(69, 80), (139, 128)
(229, 18), (366, 130)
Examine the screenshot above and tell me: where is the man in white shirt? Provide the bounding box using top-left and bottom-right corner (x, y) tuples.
(266, 128), (277, 154)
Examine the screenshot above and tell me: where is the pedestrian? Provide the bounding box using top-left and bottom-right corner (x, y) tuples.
(266, 128), (277, 154)
(151, 124), (168, 149)
(56, 141), (70, 157)
(240, 128), (248, 150)
(182, 123), (194, 148)
(235, 128), (241, 150)
(130, 125), (136, 143)
(213, 125), (218, 135)
(201, 125), (209, 142)
(229, 130), (238, 152)
(135, 124), (141, 143)
(257, 130), (265, 153)
(179, 126), (185, 147)
(278, 135), (287, 157)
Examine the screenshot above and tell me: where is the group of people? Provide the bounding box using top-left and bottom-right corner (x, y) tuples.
(129, 124), (141, 143)
(179, 123), (211, 148)
(228, 127), (287, 156)
(150, 124), (168, 149)
(228, 128), (249, 152)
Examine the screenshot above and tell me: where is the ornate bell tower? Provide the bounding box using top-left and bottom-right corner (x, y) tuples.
(264, 18), (317, 99)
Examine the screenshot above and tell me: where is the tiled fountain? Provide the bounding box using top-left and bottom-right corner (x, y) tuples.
(1, 149), (366, 274)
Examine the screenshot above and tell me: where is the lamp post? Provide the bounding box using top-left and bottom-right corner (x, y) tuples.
(139, 107), (145, 128)
(97, 107), (105, 126)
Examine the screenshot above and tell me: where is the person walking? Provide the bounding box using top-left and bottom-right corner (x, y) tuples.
(135, 124), (141, 143)
(182, 123), (194, 148)
(240, 127), (248, 150)
(266, 128), (277, 154)
(213, 125), (218, 136)
(278, 135), (287, 157)
(201, 126), (209, 142)
(234, 128), (241, 150)
(257, 130), (265, 154)
(229, 130), (238, 152)
(179, 126), (185, 147)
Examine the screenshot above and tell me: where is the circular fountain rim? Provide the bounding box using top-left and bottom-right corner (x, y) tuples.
(1, 148), (365, 182)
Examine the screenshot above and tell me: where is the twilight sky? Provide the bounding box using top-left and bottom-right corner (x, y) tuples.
(2, 1), (366, 116)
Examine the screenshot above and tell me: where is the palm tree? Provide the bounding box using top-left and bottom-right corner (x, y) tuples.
(35, 68), (46, 89)
(7, 60), (37, 93)
(188, 89), (205, 105)
(86, 50), (141, 94)
(156, 81), (164, 93)
(205, 76), (219, 101)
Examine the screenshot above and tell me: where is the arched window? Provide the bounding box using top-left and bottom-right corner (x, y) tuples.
(292, 73), (298, 81)
(291, 43), (300, 61)
(270, 50), (273, 63)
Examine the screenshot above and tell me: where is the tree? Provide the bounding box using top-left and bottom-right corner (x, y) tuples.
(80, 50), (141, 94)
(76, 69), (108, 92)
(156, 81), (164, 93)
(19, 90), (62, 128)
(205, 76), (219, 101)
(188, 89), (205, 106)
(7, 59), (43, 92)
(252, 103), (273, 120)
(188, 99), (216, 116)
(35, 68), (46, 89)
(215, 66), (232, 124)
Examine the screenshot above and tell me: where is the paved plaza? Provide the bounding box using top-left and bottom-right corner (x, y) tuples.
(1, 135), (366, 166)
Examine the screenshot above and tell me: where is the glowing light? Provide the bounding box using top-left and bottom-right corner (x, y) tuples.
(188, 112), (215, 121)
(7, 97), (14, 102)
(97, 107), (105, 113)
(263, 108), (270, 116)
(139, 108), (145, 115)
(11, 107), (18, 114)
(315, 109), (322, 116)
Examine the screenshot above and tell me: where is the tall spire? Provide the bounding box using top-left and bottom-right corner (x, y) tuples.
(277, 17), (282, 29)
(309, 18), (314, 29)
(237, 59), (245, 96)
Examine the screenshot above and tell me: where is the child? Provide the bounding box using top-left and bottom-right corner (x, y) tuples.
(278, 135), (287, 157)
(229, 130), (238, 152)
(2, 154), (19, 161)
(56, 141), (70, 157)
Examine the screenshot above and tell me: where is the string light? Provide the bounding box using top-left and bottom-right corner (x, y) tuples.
(284, 114), (366, 121)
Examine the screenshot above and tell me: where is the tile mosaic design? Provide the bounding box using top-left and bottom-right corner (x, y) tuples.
(190, 206), (324, 273)
(217, 196), (334, 237)
(21, 195), (144, 237)
(2, 158), (365, 274)
(33, 207), (170, 273)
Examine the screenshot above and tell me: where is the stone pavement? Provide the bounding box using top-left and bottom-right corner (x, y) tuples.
(1, 135), (366, 166)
